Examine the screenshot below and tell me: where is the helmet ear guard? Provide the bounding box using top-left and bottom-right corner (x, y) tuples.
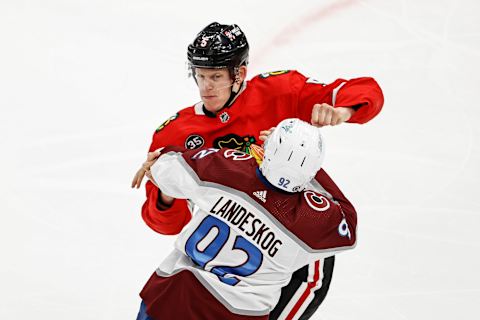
(260, 119), (325, 193)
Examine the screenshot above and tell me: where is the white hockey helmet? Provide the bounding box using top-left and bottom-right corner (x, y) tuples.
(260, 118), (325, 193)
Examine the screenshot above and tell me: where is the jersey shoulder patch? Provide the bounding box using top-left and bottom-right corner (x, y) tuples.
(155, 113), (179, 133)
(258, 70), (291, 79)
(303, 190), (331, 212)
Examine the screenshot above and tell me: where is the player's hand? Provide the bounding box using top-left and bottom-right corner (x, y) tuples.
(259, 127), (275, 144)
(131, 148), (163, 189)
(311, 104), (355, 127)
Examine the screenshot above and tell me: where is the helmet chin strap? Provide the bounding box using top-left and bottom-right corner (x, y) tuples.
(202, 79), (244, 116)
(221, 79), (243, 110)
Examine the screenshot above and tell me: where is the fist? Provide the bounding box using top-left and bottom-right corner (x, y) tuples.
(259, 127), (275, 144)
(311, 103), (355, 127)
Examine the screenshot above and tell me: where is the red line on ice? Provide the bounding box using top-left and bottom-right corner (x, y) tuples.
(255, 0), (358, 65)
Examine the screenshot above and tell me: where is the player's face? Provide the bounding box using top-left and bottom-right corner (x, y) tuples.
(194, 68), (233, 113)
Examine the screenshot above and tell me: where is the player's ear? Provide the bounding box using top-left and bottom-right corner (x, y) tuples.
(237, 65), (247, 83)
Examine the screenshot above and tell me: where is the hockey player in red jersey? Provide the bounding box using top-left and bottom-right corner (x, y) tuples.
(137, 119), (357, 320)
(132, 22), (383, 319)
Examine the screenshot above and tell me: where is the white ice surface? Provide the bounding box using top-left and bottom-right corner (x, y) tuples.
(1, 0), (479, 319)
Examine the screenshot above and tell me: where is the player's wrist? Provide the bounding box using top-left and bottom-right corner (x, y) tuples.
(156, 189), (175, 210)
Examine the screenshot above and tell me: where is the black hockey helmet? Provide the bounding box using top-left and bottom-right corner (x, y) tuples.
(187, 22), (249, 71)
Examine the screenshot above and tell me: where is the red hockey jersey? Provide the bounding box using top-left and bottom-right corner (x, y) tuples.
(140, 146), (357, 319)
(142, 70), (382, 235)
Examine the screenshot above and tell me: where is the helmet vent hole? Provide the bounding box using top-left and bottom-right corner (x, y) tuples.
(301, 157), (306, 167)
(288, 151), (293, 161)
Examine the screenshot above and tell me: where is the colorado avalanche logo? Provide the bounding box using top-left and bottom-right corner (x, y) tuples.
(304, 191), (330, 212)
(224, 149), (253, 161)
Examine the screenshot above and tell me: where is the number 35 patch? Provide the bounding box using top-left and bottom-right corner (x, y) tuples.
(185, 134), (205, 150)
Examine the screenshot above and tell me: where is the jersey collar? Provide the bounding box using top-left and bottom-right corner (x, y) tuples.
(255, 167), (291, 194)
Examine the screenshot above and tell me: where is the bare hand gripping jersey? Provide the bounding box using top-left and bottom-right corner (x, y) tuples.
(140, 146), (357, 320)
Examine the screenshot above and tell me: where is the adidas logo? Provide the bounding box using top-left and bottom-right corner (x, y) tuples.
(253, 190), (267, 203)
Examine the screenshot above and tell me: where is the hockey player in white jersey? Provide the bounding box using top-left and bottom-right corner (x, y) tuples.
(137, 118), (357, 320)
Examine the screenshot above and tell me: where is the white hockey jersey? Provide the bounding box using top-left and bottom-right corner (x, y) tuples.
(140, 146), (357, 320)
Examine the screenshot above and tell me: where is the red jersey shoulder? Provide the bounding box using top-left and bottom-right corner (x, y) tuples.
(252, 70), (327, 85)
(149, 106), (200, 151)
(154, 106), (195, 134)
(256, 70), (293, 79)
(155, 113), (179, 133)
(251, 70), (305, 83)
(249, 70), (309, 96)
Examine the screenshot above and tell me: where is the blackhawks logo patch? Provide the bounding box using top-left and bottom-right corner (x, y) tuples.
(213, 134), (264, 165)
(156, 113), (179, 132)
(259, 70), (290, 79)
